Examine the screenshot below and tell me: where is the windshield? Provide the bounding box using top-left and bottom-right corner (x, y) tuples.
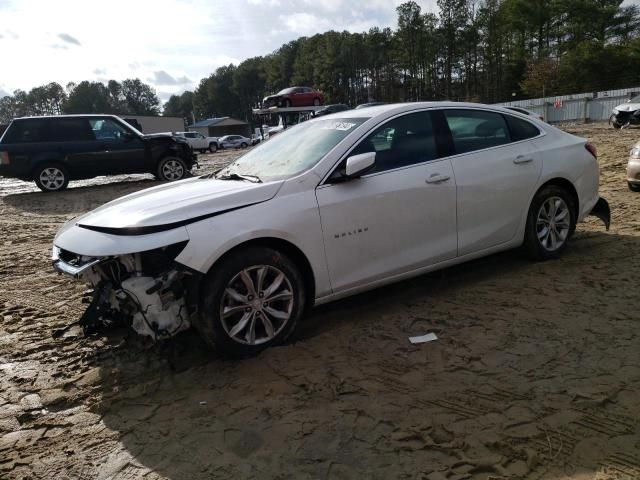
(278, 88), (296, 95)
(215, 117), (367, 182)
(630, 95), (640, 103)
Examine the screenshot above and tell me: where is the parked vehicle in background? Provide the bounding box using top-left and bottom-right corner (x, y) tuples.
(52, 102), (610, 357)
(355, 102), (387, 109)
(312, 104), (350, 117)
(174, 131), (219, 153)
(504, 106), (545, 121)
(219, 135), (251, 149)
(610, 95), (640, 129)
(627, 140), (640, 191)
(0, 114), (196, 191)
(262, 87), (324, 108)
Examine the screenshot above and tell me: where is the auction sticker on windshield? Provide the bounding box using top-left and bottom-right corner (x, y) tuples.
(321, 121), (357, 131)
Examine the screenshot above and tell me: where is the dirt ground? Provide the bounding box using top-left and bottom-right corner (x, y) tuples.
(0, 124), (639, 480)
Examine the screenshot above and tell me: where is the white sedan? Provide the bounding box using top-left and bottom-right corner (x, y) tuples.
(52, 102), (610, 357)
(219, 135), (251, 149)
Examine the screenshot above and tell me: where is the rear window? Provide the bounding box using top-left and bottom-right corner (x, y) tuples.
(49, 118), (95, 142)
(506, 115), (540, 141)
(2, 118), (49, 143)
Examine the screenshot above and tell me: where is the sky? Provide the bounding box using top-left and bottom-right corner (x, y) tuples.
(0, 0), (638, 104)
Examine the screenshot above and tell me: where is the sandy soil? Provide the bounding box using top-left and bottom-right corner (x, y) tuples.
(1, 125), (639, 480)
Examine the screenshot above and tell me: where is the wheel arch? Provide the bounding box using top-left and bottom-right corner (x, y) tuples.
(206, 236), (316, 310)
(535, 177), (579, 217)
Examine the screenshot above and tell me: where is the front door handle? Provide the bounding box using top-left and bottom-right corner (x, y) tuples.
(426, 174), (451, 184)
(514, 155), (533, 164)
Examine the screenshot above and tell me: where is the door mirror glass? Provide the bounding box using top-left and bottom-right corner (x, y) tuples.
(345, 152), (376, 177)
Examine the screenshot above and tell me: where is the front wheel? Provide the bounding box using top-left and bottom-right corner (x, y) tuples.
(523, 185), (576, 261)
(629, 182), (640, 192)
(240, 142), (248, 149)
(195, 247), (306, 357)
(156, 157), (188, 181)
(34, 164), (69, 192)
(209, 143), (217, 153)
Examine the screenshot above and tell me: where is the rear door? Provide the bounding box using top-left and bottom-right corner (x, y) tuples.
(316, 110), (458, 292)
(439, 108), (543, 256)
(48, 118), (99, 178)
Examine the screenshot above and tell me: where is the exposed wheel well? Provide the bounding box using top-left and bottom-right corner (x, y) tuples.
(211, 238), (316, 309)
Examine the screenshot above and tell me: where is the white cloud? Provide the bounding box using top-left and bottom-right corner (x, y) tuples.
(0, 0), (439, 98)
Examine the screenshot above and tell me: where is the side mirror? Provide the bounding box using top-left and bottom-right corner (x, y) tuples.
(123, 131), (137, 141)
(345, 151), (376, 178)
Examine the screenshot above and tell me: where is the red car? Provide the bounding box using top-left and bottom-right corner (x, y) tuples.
(262, 87), (324, 108)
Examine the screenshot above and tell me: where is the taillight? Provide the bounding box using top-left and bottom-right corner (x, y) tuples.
(585, 142), (597, 159)
(0, 151), (9, 165)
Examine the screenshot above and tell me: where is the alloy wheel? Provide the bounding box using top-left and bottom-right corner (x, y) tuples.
(162, 159), (184, 180)
(536, 196), (570, 251)
(220, 265), (294, 345)
(39, 167), (65, 190)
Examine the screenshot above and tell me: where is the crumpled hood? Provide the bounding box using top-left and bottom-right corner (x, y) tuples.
(74, 177), (284, 230)
(615, 103), (640, 112)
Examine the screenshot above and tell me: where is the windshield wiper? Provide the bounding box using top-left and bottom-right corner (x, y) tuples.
(215, 172), (262, 183)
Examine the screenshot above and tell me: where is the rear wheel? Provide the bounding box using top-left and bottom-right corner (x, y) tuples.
(156, 157), (187, 181)
(523, 185), (576, 260)
(313, 98), (321, 106)
(240, 142), (248, 149)
(34, 164), (69, 192)
(629, 182), (640, 192)
(195, 247), (306, 357)
(199, 149), (207, 154)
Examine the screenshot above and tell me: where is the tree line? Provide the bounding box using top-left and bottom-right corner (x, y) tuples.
(2, 0), (639, 125)
(168, 0), (640, 122)
(0, 79), (160, 124)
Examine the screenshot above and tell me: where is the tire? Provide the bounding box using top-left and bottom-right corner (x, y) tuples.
(284, 99), (292, 108)
(629, 182), (640, 192)
(209, 143), (217, 153)
(199, 149), (207, 154)
(523, 185), (576, 261)
(156, 156), (188, 181)
(33, 164), (69, 192)
(195, 247), (306, 357)
(313, 98), (321, 106)
(240, 142), (248, 149)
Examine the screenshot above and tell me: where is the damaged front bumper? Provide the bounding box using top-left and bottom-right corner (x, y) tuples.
(52, 244), (196, 340)
(588, 197), (611, 230)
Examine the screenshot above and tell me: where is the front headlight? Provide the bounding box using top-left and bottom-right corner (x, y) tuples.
(612, 108), (619, 114)
(630, 146), (640, 159)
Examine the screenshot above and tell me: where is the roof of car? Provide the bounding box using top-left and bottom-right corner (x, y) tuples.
(332, 101), (537, 119)
(14, 114), (121, 120)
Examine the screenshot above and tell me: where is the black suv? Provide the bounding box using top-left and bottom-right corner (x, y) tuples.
(0, 115), (196, 192)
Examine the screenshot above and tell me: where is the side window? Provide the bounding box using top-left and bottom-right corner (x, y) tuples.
(89, 118), (129, 140)
(185, 133), (196, 138)
(4, 119), (49, 143)
(348, 111), (437, 174)
(506, 115), (540, 141)
(197, 133), (205, 139)
(444, 109), (510, 154)
(49, 119), (95, 142)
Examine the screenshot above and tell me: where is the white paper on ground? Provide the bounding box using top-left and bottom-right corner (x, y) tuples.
(409, 332), (438, 344)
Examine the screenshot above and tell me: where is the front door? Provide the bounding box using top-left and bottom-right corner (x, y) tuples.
(89, 118), (146, 174)
(316, 111), (458, 293)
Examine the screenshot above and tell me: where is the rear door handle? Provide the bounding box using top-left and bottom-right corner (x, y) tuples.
(426, 174), (451, 184)
(514, 155), (533, 164)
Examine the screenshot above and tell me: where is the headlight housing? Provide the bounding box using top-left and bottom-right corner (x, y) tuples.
(630, 146), (640, 159)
